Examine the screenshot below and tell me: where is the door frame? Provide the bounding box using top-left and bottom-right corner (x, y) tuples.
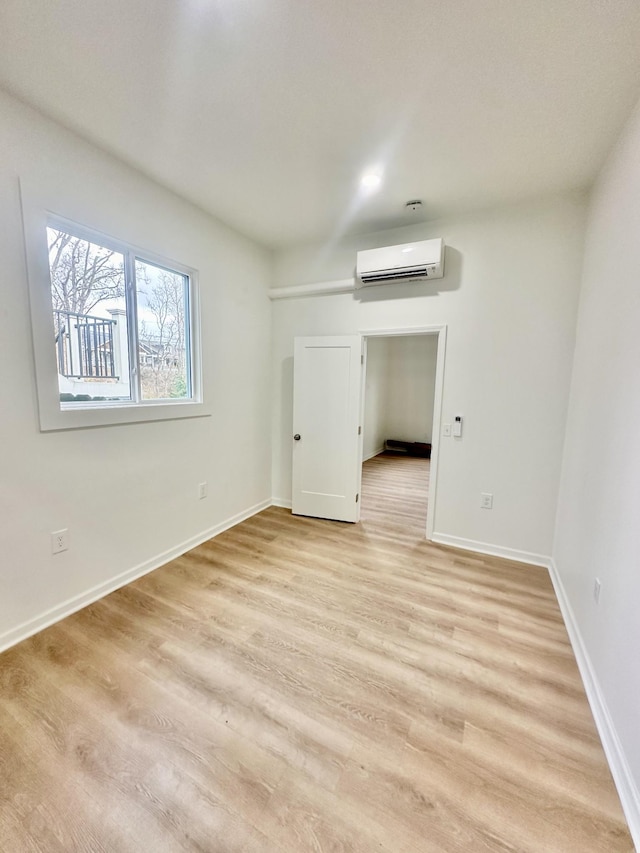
(358, 324), (447, 540)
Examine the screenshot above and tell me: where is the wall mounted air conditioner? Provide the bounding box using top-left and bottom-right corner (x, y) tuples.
(356, 238), (444, 287)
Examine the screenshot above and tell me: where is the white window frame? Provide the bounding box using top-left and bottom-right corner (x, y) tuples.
(22, 187), (208, 432)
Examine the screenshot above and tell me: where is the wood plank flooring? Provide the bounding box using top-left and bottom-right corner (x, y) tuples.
(0, 455), (633, 851)
(360, 451), (430, 536)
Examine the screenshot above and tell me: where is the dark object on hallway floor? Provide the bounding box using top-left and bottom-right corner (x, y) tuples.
(384, 439), (431, 458)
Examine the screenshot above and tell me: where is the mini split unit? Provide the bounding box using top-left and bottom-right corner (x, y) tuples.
(355, 238), (444, 287)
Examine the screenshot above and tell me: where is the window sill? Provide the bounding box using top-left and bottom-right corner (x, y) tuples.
(39, 399), (211, 432)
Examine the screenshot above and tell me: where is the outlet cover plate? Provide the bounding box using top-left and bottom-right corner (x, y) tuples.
(51, 529), (69, 554)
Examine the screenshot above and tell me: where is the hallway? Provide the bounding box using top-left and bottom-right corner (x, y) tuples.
(360, 451), (430, 540)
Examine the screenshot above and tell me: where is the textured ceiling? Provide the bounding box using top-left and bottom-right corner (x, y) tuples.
(1, 0), (640, 248)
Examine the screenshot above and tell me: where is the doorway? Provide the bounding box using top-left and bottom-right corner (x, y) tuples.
(359, 326), (446, 540)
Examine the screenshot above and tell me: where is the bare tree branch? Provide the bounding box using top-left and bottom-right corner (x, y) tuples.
(48, 229), (125, 315)
(137, 266), (187, 399)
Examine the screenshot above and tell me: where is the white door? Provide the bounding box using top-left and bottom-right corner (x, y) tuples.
(292, 335), (362, 522)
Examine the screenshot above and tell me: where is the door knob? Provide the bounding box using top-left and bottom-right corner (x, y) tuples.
(293, 434), (301, 441)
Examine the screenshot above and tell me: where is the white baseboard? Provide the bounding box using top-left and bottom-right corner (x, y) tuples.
(0, 498), (272, 655)
(271, 497), (292, 509)
(548, 559), (640, 850)
(431, 532), (551, 568)
(363, 446), (385, 462)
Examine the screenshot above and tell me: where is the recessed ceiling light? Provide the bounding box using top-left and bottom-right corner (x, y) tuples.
(361, 172), (382, 190)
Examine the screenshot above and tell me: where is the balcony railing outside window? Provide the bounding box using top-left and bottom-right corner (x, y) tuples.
(54, 310), (118, 379)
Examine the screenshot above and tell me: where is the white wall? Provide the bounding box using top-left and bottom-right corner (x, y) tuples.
(0, 90), (273, 649)
(272, 194), (586, 559)
(362, 335), (438, 459)
(553, 97), (640, 836)
(384, 335), (438, 445)
(362, 337), (390, 459)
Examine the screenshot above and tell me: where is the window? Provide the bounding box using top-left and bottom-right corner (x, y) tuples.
(22, 198), (206, 431)
(48, 222), (194, 407)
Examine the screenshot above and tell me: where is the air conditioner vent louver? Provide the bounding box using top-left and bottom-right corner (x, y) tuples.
(356, 238), (444, 288)
(360, 265), (436, 283)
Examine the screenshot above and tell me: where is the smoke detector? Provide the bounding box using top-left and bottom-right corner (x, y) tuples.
(405, 199), (423, 213)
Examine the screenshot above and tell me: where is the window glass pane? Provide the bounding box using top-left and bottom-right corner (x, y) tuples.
(47, 227), (131, 404)
(135, 259), (191, 401)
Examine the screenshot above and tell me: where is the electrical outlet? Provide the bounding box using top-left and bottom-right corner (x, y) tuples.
(51, 528), (69, 555)
(594, 578), (601, 605)
(198, 482), (208, 500)
(480, 493), (493, 509)
(443, 424), (452, 437)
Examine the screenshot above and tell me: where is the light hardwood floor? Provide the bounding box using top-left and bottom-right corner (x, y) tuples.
(0, 454), (633, 851)
(360, 451), (430, 536)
